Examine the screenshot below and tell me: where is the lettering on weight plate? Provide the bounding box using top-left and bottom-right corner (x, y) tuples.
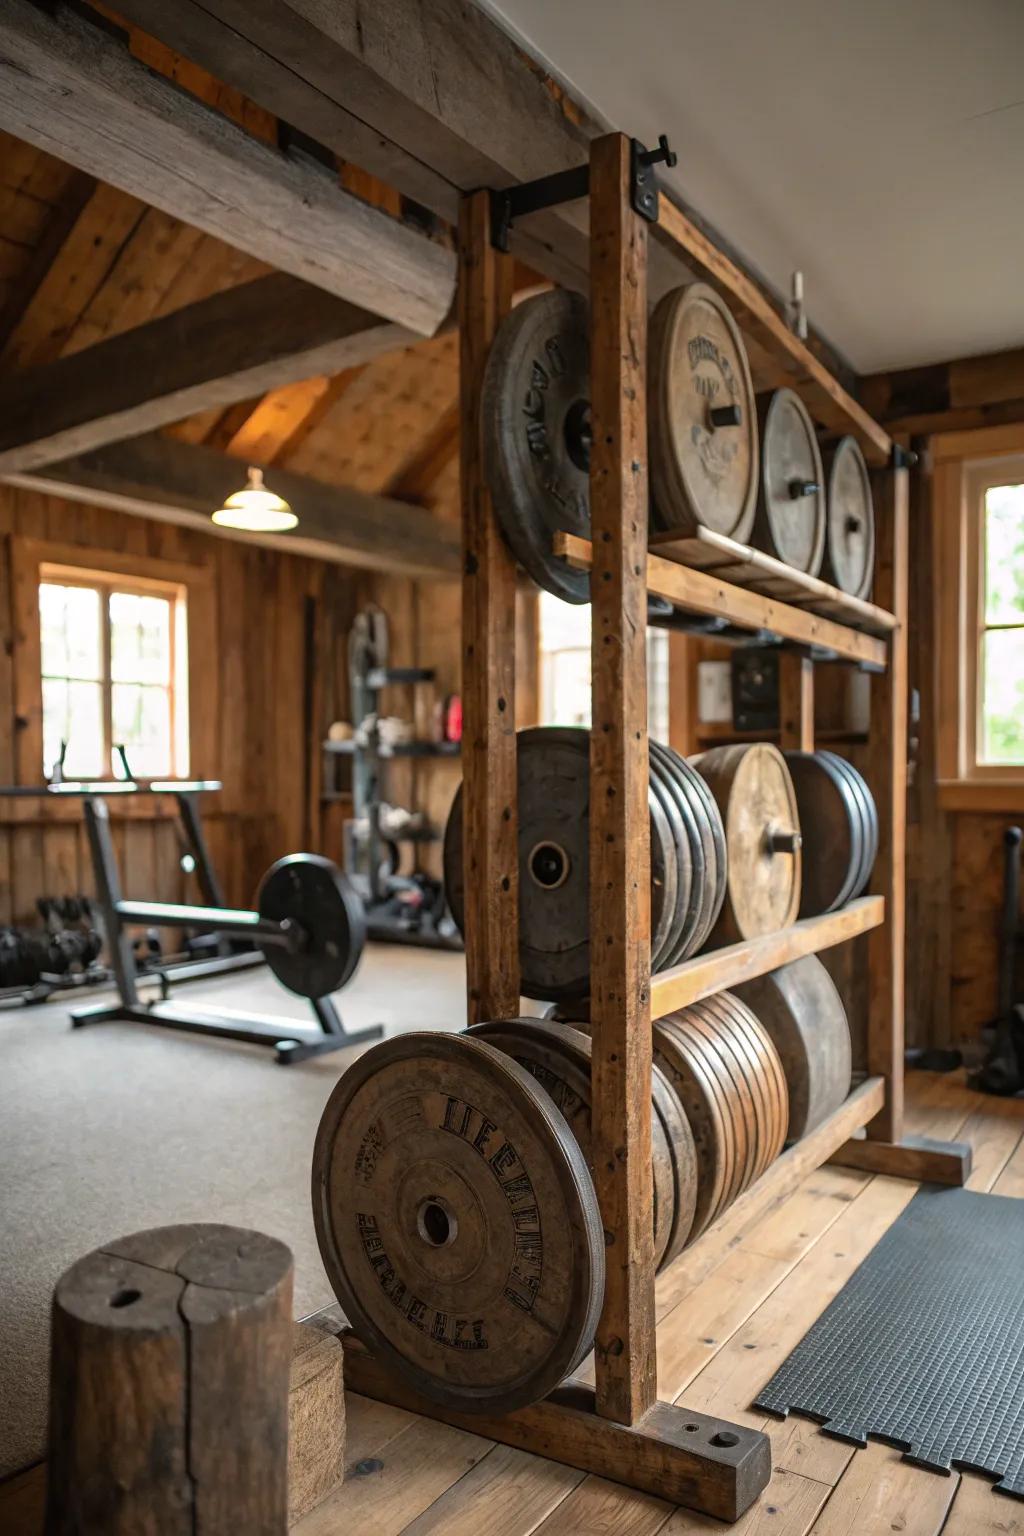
(357, 1213), (484, 1346)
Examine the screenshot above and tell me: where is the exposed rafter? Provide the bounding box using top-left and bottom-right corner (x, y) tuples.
(0, 274), (413, 474)
(0, 0), (456, 337)
(5, 434), (461, 579)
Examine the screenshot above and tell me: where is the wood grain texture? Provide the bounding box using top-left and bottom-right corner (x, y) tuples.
(829, 1133), (971, 1185)
(12, 434), (460, 579)
(0, 0), (456, 336)
(45, 1224), (293, 1535)
(0, 275), (413, 473)
(588, 134), (656, 1426)
(555, 535), (888, 667)
(287, 1325), (345, 1527)
(866, 467), (909, 1140)
(777, 654), (814, 753)
(457, 191), (518, 1021)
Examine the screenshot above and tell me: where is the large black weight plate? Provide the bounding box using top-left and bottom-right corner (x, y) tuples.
(650, 740), (713, 960)
(483, 290), (591, 604)
(820, 751), (877, 898)
(444, 728), (671, 1000)
(257, 853), (365, 999)
(682, 747), (729, 938)
(783, 752), (859, 916)
(648, 751), (692, 971)
(649, 786), (678, 973)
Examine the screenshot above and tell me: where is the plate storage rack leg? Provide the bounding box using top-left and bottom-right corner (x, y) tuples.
(340, 135), (772, 1523)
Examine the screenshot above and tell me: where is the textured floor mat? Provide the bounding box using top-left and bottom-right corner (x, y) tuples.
(754, 1186), (1024, 1497)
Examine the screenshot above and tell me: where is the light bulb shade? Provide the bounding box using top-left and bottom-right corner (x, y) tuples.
(212, 465), (297, 532)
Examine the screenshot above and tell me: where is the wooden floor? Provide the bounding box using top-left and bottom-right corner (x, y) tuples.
(296, 1072), (1024, 1536)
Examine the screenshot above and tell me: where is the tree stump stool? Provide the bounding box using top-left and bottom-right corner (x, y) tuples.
(46, 1223), (293, 1536)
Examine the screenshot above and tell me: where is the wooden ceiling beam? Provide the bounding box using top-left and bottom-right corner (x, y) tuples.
(108, 0), (855, 389)
(223, 371), (363, 466)
(0, 0), (456, 337)
(860, 346), (1024, 437)
(0, 273), (414, 474)
(4, 434), (461, 579)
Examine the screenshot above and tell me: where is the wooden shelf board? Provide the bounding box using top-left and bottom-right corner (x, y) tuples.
(651, 895), (884, 1017)
(555, 535), (889, 669)
(652, 196), (892, 467)
(649, 526), (896, 637)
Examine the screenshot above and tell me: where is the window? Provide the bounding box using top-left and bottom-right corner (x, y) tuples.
(39, 567), (189, 779)
(974, 476), (1024, 766)
(934, 429), (1024, 806)
(538, 591), (670, 742)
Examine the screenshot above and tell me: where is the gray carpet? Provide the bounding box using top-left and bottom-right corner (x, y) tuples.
(0, 946), (467, 1478)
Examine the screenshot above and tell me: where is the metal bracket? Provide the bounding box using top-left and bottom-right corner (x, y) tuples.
(892, 443), (919, 470)
(489, 134), (675, 250)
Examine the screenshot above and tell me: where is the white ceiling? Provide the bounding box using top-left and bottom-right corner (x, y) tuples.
(482, 0), (1024, 374)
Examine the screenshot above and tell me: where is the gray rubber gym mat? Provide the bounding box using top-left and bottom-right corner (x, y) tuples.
(754, 1186), (1024, 1497)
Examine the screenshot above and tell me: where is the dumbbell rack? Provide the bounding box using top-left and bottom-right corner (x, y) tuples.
(341, 133), (970, 1520)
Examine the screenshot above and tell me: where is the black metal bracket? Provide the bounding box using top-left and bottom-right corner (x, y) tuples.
(489, 134), (675, 251)
(892, 443), (919, 470)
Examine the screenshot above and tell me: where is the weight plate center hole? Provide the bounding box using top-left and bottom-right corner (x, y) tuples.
(563, 399), (591, 473)
(528, 840), (570, 891)
(417, 1198), (458, 1249)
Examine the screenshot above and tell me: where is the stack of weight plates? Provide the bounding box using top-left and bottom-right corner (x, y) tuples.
(783, 750), (878, 917)
(649, 283), (759, 540)
(312, 1031), (605, 1415)
(822, 436), (875, 598)
(444, 727), (727, 1002)
(692, 742), (802, 946)
(653, 992), (788, 1241)
(752, 388), (826, 575)
(735, 955), (852, 1142)
(468, 1017), (698, 1271)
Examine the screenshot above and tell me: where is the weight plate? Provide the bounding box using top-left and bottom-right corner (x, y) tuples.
(482, 289), (591, 604)
(257, 853), (365, 999)
(680, 747), (730, 940)
(818, 751), (875, 901)
(694, 994), (769, 1194)
(444, 728), (671, 1000)
(648, 751), (693, 970)
(685, 1002), (758, 1208)
(694, 743), (802, 943)
(822, 437), (875, 599)
(654, 1011), (736, 1238)
(653, 741), (729, 955)
(783, 751), (860, 916)
(648, 742), (708, 964)
(735, 955), (852, 1142)
(312, 1031), (604, 1414)
(754, 389), (826, 575)
(650, 1060), (699, 1264)
(649, 781), (678, 973)
(468, 1018), (677, 1272)
(649, 283), (758, 541)
(703, 991), (788, 1181)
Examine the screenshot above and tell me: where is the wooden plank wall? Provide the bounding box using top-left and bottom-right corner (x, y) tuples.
(0, 482), (359, 925)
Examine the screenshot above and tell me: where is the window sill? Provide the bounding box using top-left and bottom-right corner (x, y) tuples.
(937, 780), (1024, 813)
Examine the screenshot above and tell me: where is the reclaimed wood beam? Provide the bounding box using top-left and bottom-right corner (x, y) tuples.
(109, 0), (854, 388)
(860, 345), (1024, 436)
(4, 434), (461, 579)
(0, 274), (412, 474)
(0, 0), (456, 337)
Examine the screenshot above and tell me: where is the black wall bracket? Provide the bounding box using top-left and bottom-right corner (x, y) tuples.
(489, 134), (676, 252)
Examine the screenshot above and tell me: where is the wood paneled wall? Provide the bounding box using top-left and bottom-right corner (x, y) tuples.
(0, 483), (359, 925)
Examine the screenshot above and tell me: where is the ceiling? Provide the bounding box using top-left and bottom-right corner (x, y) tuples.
(483, 0), (1024, 374)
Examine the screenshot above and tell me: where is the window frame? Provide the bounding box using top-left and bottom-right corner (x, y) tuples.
(10, 537), (215, 795)
(934, 423), (1024, 808)
(39, 563), (188, 781)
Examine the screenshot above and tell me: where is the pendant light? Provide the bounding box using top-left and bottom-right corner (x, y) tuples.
(212, 466), (297, 532)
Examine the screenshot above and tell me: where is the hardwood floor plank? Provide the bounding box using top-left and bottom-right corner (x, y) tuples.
(293, 1416), (492, 1535)
(961, 1105), (1024, 1191)
(343, 1392), (420, 1470)
(805, 1442), (957, 1535)
(655, 1249), (793, 1404)
(658, 1468), (830, 1534)
(993, 1133), (1024, 1198)
(942, 1470), (1024, 1533)
(529, 1475), (673, 1536)
(399, 1444), (583, 1536)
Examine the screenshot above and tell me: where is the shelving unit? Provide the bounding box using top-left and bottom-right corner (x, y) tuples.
(342, 132), (971, 1521)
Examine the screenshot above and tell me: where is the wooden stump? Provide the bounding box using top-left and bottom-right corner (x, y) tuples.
(288, 1324), (346, 1526)
(45, 1223), (293, 1536)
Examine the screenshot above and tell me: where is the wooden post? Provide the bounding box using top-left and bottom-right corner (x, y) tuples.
(45, 1224), (293, 1535)
(458, 190), (518, 1023)
(866, 465), (909, 1141)
(777, 651), (814, 752)
(588, 132), (657, 1426)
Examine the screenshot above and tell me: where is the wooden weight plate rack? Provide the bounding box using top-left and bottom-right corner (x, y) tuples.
(341, 132), (971, 1523)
